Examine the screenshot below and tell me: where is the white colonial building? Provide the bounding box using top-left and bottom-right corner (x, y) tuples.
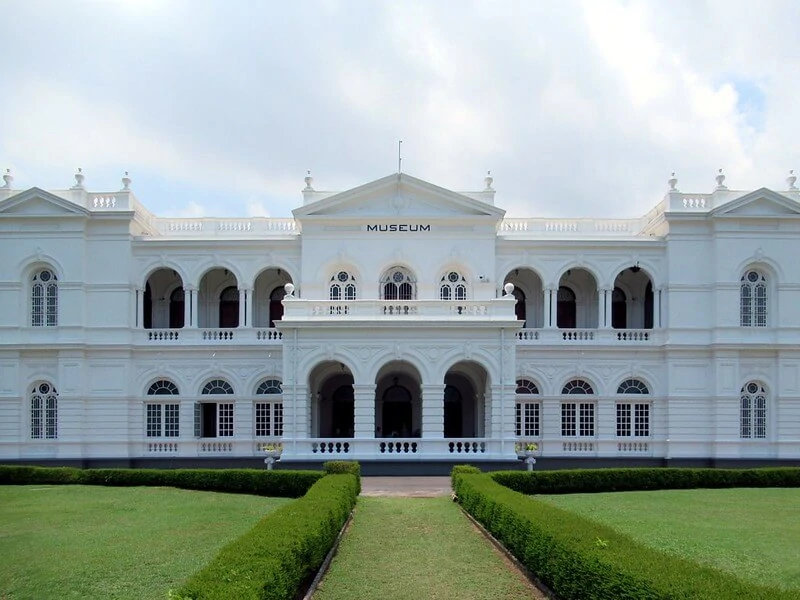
(1, 167), (799, 469)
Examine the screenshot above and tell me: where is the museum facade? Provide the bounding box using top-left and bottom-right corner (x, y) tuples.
(1, 168), (799, 466)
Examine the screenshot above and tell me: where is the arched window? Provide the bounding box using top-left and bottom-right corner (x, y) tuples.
(740, 270), (767, 327)
(202, 379), (234, 395)
(440, 271), (467, 300)
(616, 379), (649, 394)
(616, 379), (650, 437)
(562, 379), (594, 395)
(515, 379), (540, 394)
(31, 269), (58, 327)
(330, 271), (357, 301)
(147, 380), (180, 395)
(381, 267), (416, 300)
(740, 382), (767, 439)
(515, 379), (540, 437)
(198, 379), (234, 438)
(146, 379), (179, 438)
(30, 382), (57, 439)
(255, 379), (283, 437)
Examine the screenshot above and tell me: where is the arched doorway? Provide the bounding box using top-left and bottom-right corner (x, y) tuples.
(308, 362), (355, 438)
(198, 268), (239, 328)
(375, 362), (421, 438)
(557, 286), (576, 328)
(557, 268), (599, 328)
(503, 268), (543, 328)
(143, 268), (184, 329)
(443, 361), (489, 438)
(253, 268), (293, 328)
(612, 266), (655, 329)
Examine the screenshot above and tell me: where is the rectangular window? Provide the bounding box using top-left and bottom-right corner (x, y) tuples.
(147, 403), (179, 438)
(618, 403), (650, 437)
(147, 404), (162, 437)
(255, 402), (283, 437)
(616, 403), (631, 437)
(578, 403), (595, 437)
(561, 403), (576, 436)
(32, 285), (44, 327)
(740, 285), (752, 326)
(218, 403), (234, 437)
(516, 402), (540, 437)
(31, 396), (42, 439)
(634, 403), (650, 437)
(754, 394), (767, 439)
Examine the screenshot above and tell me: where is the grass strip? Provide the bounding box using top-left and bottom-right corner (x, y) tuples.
(0, 485), (290, 600)
(539, 487), (800, 591)
(313, 497), (536, 600)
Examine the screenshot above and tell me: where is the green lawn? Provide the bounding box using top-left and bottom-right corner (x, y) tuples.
(313, 497), (538, 600)
(538, 487), (800, 591)
(0, 485), (291, 600)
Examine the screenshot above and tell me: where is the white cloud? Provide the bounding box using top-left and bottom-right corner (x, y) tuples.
(1, 0), (798, 219)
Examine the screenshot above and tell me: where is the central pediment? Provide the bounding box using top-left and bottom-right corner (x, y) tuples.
(293, 173), (505, 220)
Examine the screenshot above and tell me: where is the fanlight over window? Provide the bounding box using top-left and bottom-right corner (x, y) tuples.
(616, 379), (649, 394)
(515, 379), (540, 394)
(561, 379), (594, 395)
(147, 380), (179, 395)
(202, 379), (234, 395)
(256, 379), (283, 394)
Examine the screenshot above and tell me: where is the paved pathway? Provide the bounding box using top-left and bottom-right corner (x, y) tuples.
(360, 476), (452, 497)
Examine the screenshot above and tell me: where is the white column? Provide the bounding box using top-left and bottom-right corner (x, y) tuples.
(353, 383), (376, 439)
(183, 287), (193, 328)
(544, 287), (555, 328)
(237, 289), (247, 327)
(135, 287), (143, 328)
(653, 286), (662, 328)
(603, 288), (613, 328)
(190, 288), (199, 328)
(421, 383), (445, 438)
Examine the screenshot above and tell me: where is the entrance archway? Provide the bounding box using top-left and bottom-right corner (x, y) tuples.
(375, 361), (421, 438)
(308, 362), (355, 438)
(443, 361), (490, 438)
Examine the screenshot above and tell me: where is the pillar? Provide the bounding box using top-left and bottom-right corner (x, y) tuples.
(190, 287), (199, 328)
(183, 287), (193, 328)
(353, 383), (376, 439)
(238, 289), (247, 327)
(135, 287), (143, 328)
(653, 286), (662, 328)
(544, 287), (555, 328)
(421, 383), (445, 438)
(603, 288), (613, 328)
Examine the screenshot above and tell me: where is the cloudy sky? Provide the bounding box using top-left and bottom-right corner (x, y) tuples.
(2, 0), (799, 218)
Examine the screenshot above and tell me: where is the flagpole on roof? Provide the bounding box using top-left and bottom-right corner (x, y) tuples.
(398, 140), (403, 174)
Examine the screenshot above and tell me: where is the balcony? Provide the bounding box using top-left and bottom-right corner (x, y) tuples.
(281, 298), (517, 322)
(515, 328), (663, 345)
(138, 327), (283, 345)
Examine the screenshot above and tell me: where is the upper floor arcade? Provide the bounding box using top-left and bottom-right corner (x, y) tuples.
(2, 168), (800, 348)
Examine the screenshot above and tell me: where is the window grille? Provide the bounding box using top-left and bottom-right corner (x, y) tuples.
(31, 269), (58, 326)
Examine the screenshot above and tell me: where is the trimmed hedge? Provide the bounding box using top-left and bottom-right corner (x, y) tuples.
(492, 466), (800, 495)
(175, 472), (359, 600)
(452, 470), (797, 600)
(0, 465), (322, 498)
(323, 460), (361, 494)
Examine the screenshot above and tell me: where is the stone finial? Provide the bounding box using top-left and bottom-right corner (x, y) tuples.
(484, 170), (494, 191)
(714, 168), (727, 190)
(668, 172), (678, 192)
(121, 171), (131, 190)
(283, 282), (296, 298)
(2, 168), (12, 188)
(503, 282), (515, 296)
(787, 169), (797, 191)
(72, 168), (85, 189)
(303, 170), (314, 191)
